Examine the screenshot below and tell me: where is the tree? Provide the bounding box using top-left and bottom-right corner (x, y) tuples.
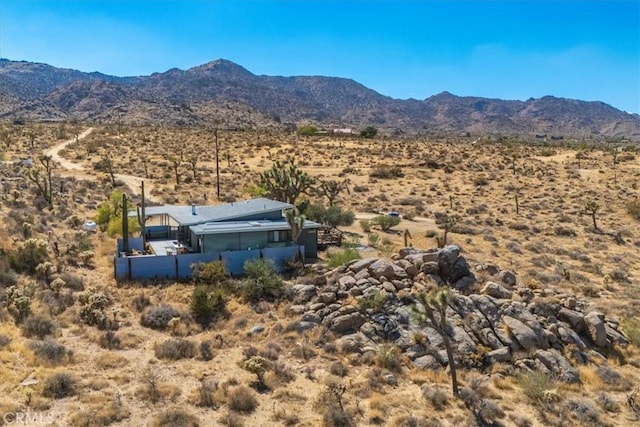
(258, 159), (315, 204)
(190, 285), (225, 329)
(372, 214), (401, 231)
(25, 155), (54, 206)
(360, 126), (378, 139)
(305, 203), (355, 229)
(581, 200), (600, 230)
(316, 178), (350, 206)
(298, 125), (318, 136)
(415, 290), (459, 397)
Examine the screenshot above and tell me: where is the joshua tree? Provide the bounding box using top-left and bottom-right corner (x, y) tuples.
(259, 158), (315, 205)
(581, 200), (600, 231)
(436, 215), (457, 248)
(25, 155), (54, 206)
(316, 178), (350, 206)
(415, 290), (459, 397)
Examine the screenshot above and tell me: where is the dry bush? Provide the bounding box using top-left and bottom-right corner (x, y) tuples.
(151, 407), (200, 427)
(141, 304), (182, 330)
(42, 372), (76, 399)
(98, 330), (122, 350)
(21, 314), (56, 339)
(154, 338), (197, 360)
(218, 411), (244, 427)
(227, 386), (258, 413)
(421, 385), (448, 410)
(68, 398), (130, 426)
(330, 361), (349, 377)
(30, 340), (68, 364)
(95, 352), (129, 370)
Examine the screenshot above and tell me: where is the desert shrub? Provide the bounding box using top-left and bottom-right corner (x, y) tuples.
(330, 361), (349, 377)
(141, 305), (181, 330)
(627, 199), (640, 221)
(610, 268), (629, 283)
(422, 385), (448, 410)
(57, 271), (85, 291)
(358, 290), (386, 313)
(191, 260), (227, 285)
(8, 239), (49, 274)
(370, 165), (403, 179)
(563, 399), (601, 425)
(98, 330), (122, 350)
(151, 408), (200, 427)
(68, 399), (130, 426)
(200, 340), (213, 361)
(0, 257), (17, 287)
(191, 285), (226, 328)
(323, 405), (354, 427)
(554, 226), (577, 237)
(30, 340), (68, 363)
(272, 360), (296, 383)
(517, 371), (556, 402)
(40, 287), (75, 316)
(241, 259), (283, 302)
(596, 365), (632, 390)
(372, 215), (401, 231)
(42, 372), (76, 398)
(194, 379), (217, 408)
(244, 355), (270, 389)
(306, 204), (355, 228)
(375, 345), (402, 373)
(327, 247), (361, 268)
(219, 412), (244, 427)
(154, 338), (197, 360)
(228, 386), (258, 413)
(359, 219), (372, 232)
(596, 391), (620, 412)
(0, 334), (11, 348)
(132, 293), (151, 312)
(622, 318), (640, 346)
(77, 288), (111, 328)
(21, 314), (56, 339)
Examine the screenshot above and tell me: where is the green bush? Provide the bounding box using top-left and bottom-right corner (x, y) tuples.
(359, 219), (372, 233)
(327, 248), (361, 268)
(154, 338), (197, 360)
(9, 239), (49, 274)
(191, 261), (227, 285)
(298, 125), (318, 136)
(516, 371), (556, 402)
(191, 286), (226, 329)
(358, 290), (386, 313)
(622, 318), (640, 347)
(306, 204), (355, 228)
(372, 215), (401, 231)
(42, 372), (76, 398)
(241, 259), (283, 302)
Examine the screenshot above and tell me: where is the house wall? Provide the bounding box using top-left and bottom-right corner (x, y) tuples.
(114, 245), (304, 280)
(299, 229), (318, 258)
(239, 231), (265, 250)
(202, 233), (240, 253)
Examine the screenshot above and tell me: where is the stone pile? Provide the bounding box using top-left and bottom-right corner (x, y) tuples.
(291, 245), (628, 383)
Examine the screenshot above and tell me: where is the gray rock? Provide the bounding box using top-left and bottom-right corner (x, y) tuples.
(584, 311), (607, 347)
(330, 312), (366, 334)
(382, 282), (397, 293)
(318, 292), (337, 304)
(498, 270), (517, 287)
(534, 349), (580, 383)
(349, 258), (378, 273)
(557, 325), (588, 350)
(605, 324), (629, 346)
(420, 262), (440, 275)
(249, 325), (265, 334)
(503, 315), (540, 350)
(353, 269), (370, 282)
(309, 302), (326, 311)
(453, 274), (476, 291)
(369, 259), (408, 280)
(292, 284), (317, 304)
(295, 321), (319, 332)
(558, 308), (585, 332)
(289, 305), (307, 315)
(384, 374), (398, 386)
(482, 282), (513, 299)
(412, 354), (441, 370)
(301, 312), (321, 323)
(471, 294), (500, 327)
(338, 275), (357, 289)
(486, 346), (511, 363)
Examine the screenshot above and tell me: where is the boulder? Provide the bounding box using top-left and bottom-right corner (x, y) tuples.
(482, 282), (512, 299)
(420, 262), (440, 275)
(503, 315), (540, 350)
(369, 259), (408, 280)
(318, 292), (337, 304)
(412, 355), (441, 370)
(558, 308), (585, 332)
(292, 284), (317, 304)
(498, 270), (517, 287)
(329, 312), (366, 334)
(534, 349), (580, 383)
(485, 346), (511, 363)
(349, 258), (378, 273)
(584, 311), (607, 347)
(338, 275), (357, 289)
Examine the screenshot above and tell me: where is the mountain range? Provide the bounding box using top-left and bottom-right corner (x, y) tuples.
(1, 58), (639, 139)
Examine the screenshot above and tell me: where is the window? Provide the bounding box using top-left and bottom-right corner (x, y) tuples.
(268, 230), (291, 243)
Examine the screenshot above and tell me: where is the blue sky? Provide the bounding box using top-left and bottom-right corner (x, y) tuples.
(1, 0), (638, 112)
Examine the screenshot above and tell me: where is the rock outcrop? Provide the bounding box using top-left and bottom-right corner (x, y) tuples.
(292, 245), (629, 383)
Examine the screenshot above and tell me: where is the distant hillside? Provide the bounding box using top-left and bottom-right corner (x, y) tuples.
(1, 58), (639, 139)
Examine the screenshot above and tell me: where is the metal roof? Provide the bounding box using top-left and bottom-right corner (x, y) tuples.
(137, 198), (293, 226)
(190, 219), (322, 235)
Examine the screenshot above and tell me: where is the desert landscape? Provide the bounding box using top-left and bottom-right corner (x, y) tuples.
(0, 119), (639, 427)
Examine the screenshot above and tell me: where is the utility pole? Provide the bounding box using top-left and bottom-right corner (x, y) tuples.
(214, 122), (221, 199)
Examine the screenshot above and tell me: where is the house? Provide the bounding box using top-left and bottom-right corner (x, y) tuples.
(114, 198), (321, 280)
